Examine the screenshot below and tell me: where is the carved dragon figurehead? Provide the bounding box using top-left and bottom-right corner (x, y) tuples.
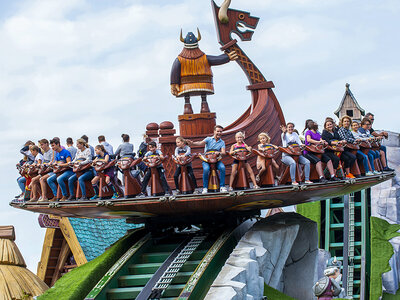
(212, 0), (259, 45)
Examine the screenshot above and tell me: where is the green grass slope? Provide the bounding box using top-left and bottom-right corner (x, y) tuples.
(38, 228), (145, 300)
(296, 201), (321, 246)
(264, 283), (295, 299)
(370, 217), (400, 300)
(383, 288), (400, 299)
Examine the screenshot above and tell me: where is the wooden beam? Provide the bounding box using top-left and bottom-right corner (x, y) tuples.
(246, 81), (275, 90)
(0, 225), (15, 240)
(51, 239), (71, 286)
(59, 217), (87, 266)
(37, 228), (56, 280)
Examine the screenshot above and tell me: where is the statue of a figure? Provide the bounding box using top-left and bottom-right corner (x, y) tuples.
(313, 257), (351, 299)
(170, 28), (238, 114)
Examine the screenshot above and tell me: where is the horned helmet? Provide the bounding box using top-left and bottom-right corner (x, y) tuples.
(324, 256), (342, 276)
(180, 28), (202, 49)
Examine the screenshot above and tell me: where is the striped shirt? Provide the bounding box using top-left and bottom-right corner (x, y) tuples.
(338, 127), (356, 144)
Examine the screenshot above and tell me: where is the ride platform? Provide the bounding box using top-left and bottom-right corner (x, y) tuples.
(10, 172), (394, 223)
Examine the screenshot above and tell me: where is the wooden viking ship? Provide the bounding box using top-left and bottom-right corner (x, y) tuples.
(157, 1), (285, 187)
(10, 1), (394, 225)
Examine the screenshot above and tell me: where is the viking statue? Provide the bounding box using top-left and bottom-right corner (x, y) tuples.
(170, 28), (238, 114)
(313, 257), (351, 299)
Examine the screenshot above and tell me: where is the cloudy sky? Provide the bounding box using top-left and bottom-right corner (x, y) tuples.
(0, 0), (399, 272)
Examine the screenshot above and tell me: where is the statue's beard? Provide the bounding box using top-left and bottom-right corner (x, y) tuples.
(178, 47), (205, 59)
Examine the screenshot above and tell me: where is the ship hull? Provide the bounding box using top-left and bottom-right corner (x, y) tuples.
(10, 173), (394, 221)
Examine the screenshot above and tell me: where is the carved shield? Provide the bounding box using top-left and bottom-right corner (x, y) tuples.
(313, 276), (329, 296)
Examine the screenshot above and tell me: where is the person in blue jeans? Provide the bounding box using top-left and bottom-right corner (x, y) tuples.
(358, 118), (387, 170)
(351, 121), (376, 176)
(188, 125), (227, 194)
(67, 138), (94, 201)
(15, 140), (35, 200)
(47, 138), (73, 201)
(365, 113), (394, 172)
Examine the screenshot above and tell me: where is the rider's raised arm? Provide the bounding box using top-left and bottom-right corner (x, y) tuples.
(189, 139), (206, 147)
(281, 132), (288, 147)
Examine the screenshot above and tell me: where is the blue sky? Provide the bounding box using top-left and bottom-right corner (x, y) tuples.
(0, 0), (399, 271)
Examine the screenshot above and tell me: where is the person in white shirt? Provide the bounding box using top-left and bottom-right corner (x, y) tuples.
(81, 135), (95, 159)
(28, 139), (53, 202)
(15, 141), (35, 199)
(25, 145), (45, 202)
(30, 145), (44, 164)
(280, 122), (312, 186)
(67, 138), (93, 201)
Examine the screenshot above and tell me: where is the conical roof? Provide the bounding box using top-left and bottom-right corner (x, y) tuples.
(334, 83), (365, 118)
(0, 237), (26, 266)
(0, 226), (48, 300)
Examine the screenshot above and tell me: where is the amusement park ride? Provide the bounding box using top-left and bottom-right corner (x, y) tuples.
(10, 1), (393, 227)
(9, 1), (395, 299)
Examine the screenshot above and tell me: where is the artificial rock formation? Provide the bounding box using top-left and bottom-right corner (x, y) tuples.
(205, 213), (318, 300)
(0, 225), (48, 300)
(371, 132), (400, 295)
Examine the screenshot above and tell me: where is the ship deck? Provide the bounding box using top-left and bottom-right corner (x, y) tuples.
(9, 172), (394, 222)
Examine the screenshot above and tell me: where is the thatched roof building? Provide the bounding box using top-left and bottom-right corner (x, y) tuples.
(0, 226), (48, 300)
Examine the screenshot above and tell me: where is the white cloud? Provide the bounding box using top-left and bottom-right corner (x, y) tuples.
(256, 18), (311, 50)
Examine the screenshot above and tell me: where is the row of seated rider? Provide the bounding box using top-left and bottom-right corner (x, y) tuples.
(175, 113), (392, 192)
(351, 118), (390, 174)
(17, 138), (59, 201)
(279, 114), (393, 186)
(172, 131), (259, 195)
(17, 114), (394, 201)
(42, 138), (89, 202)
(90, 135), (146, 200)
(331, 114), (392, 175)
(16, 134), (140, 201)
(47, 135), (139, 201)
(96, 117), (392, 196)
(186, 125), (269, 194)
(281, 122), (316, 186)
(17, 135), (97, 200)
